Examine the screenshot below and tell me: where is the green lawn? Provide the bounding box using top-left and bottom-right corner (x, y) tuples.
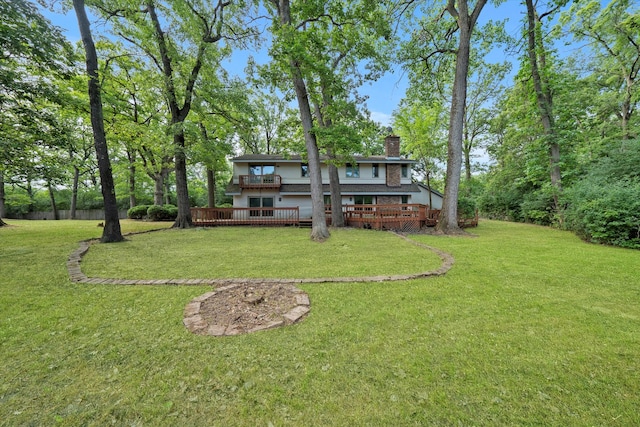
(81, 226), (443, 279)
(1, 219), (638, 426)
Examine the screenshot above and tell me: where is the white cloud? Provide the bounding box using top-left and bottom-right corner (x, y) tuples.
(370, 111), (392, 127)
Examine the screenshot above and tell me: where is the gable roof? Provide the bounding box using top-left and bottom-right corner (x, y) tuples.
(416, 182), (444, 198)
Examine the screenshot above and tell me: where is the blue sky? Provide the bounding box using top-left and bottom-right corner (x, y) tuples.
(41, 1), (525, 127)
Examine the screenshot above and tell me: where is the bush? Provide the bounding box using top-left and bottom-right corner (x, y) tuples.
(562, 140), (640, 249)
(146, 204), (178, 221)
(128, 205), (151, 220)
(521, 188), (555, 226)
(478, 188), (524, 222)
(457, 197), (477, 218)
(564, 180), (640, 249)
(5, 193), (33, 216)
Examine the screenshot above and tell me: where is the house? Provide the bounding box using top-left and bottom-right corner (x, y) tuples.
(224, 135), (443, 219)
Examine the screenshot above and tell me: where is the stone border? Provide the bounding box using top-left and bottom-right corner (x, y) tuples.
(67, 231), (453, 286)
(183, 283), (311, 336)
(66, 230), (454, 336)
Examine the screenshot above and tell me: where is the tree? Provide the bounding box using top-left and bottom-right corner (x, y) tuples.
(563, 0), (640, 140)
(264, 0), (392, 238)
(392, 100), (447, 207)
(524, 0), (565, 215)
(265, 0), (330, 241)
(73, 0), (124, 242)
(97, 42), (168, 208)
(0, 0), (72, 226)
(463, 61), (510, 181)
(436, 0), (488, 233)
(94, 0), (256, 228)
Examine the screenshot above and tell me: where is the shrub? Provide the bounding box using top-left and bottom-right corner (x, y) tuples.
(564, 180), (640, 249)
(128, 205), (151, 220)
(521, 188), (555, 226)
(5, 193), (33, 216)
(478, 188), (524, 222)
(457, 197), (477, 218)
(146, 204), (178, 221)
(562, 140), (640, 249)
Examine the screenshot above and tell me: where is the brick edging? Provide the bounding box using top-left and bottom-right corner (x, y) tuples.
(66, 231), (454, 286)
(66, 230), (454, 336)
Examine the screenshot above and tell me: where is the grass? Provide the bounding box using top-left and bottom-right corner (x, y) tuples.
(81, 226), (442, 279)
(1, 219), (639, 426)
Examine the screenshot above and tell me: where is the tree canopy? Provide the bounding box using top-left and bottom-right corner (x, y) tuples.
(2, 0), (639, 247)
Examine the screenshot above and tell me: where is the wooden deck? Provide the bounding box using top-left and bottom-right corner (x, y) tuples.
(191, 207), (299, 226)
(343, 204), (433, 233)
(191, 205), (478, 230)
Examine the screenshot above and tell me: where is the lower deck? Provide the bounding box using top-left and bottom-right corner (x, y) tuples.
(191, 205), (478, 231)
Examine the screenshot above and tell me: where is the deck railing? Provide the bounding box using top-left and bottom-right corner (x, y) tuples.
(343, 204), (432, 232)
(191, 205), (477, 230)
(191, 207), (299, 226)
(239, 174), (281, 189)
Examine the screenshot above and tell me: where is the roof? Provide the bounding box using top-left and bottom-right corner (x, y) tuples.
(416, 182), (444, 198)
(231, 153), (416, 164)
(225, 183), (422, 196)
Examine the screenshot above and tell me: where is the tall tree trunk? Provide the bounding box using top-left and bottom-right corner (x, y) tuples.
(313, 98), (344, 228)
(525, 0), (562, 212)
(0, 171), (6, 225)
(295, 78), (329, 240)
(621, 93), (631, 140)
(146, 0), (195, 228)
(70, 165), (79, 219)
(47, 181), (60, 220)
(437, 0), (487, 233)
(127, 148), (137, 208)
(207, 168), (216, 207)
(164, 169), (171, 205)
(276, 0), (329, 241)
(153, 172), (164, 205)
(73, 0), (123, 242)
(328, 161), (344, 227)
(0, 171), (6, 219)
(173, 131), (191, 225)
(463, 126), (472, 182)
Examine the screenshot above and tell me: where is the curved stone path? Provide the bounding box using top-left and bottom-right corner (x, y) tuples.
(66, 231), (454, 336)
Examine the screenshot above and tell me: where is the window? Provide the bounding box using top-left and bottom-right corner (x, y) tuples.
(354, 195), (374, 204)
(249, 197), (274, 217)
(249, 164), (275, 184)
(346, 163), (359, 178)
(372, 163), (379, 178)
(401, 195), (409, 204)
(401, 164), (409, 178)
(249, 164), (275, 175)
(324, 195), (331, 206)
(301, 164), (309, 177)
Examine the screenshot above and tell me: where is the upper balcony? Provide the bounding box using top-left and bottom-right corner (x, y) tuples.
(239, 174), (282, 189)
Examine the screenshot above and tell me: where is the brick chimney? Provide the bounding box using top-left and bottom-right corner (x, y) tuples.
(385, 135), (401, 187)
(385, 135), (400, 158)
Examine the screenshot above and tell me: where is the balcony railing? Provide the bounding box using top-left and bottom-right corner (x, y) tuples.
(239, 174), (281, 189)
